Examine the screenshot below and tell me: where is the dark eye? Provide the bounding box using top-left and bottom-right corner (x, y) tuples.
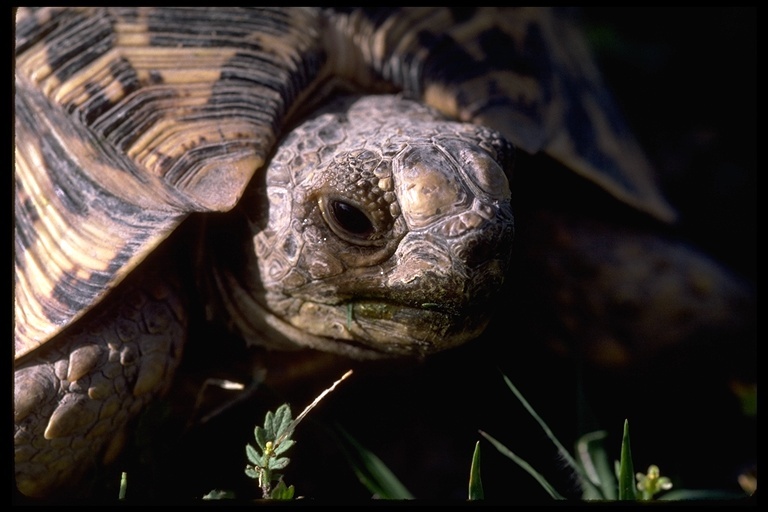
(330, 200), (374, 237)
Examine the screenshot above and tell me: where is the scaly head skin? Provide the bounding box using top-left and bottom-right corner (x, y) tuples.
(212, 95), (515, 358)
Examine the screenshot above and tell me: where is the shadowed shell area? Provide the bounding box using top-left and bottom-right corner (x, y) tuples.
(14, 7), (754, 503)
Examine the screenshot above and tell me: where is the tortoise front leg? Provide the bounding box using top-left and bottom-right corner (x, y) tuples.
(14, 278), (187, 498)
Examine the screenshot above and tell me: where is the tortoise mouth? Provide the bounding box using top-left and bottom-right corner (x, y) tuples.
(269, 298), (494, 358)
(208, 242), (499, 359)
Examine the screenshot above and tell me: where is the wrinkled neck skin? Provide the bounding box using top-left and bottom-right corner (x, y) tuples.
(203, 95), (515, 360)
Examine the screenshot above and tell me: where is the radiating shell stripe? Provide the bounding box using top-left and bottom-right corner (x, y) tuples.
(14, 7), (325, 355)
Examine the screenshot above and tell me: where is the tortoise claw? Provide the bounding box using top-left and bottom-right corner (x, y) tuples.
(14, 278), (187, 497)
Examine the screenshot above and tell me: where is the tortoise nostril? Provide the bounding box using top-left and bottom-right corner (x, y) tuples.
(456, 228), (513, 269)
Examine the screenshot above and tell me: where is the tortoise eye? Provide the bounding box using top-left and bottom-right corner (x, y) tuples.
(329, 200), (374, 238)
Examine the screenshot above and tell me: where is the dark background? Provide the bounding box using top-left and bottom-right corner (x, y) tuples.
(582, 7), (755, 282)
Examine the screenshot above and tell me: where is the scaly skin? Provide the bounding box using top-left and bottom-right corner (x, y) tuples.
(205, 95), (515, 359)
(14, 265), (186, 498)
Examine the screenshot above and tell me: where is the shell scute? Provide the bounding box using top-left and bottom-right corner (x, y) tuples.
(15, 7), (326, 354)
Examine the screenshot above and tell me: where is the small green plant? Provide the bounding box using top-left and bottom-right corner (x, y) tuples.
(636, 464), (673, 500)
(478, 372), (746, 501)
(245, 403), (297, 499)
(243, 369), (353, 499)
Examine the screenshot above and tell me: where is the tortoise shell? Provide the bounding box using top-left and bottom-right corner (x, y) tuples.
(14, 7), (675, 359)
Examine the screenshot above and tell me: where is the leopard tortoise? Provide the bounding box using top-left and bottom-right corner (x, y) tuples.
(14, 7), (753, 498)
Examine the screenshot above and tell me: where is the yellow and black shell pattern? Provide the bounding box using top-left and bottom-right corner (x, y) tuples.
(14, 7), (675, 360)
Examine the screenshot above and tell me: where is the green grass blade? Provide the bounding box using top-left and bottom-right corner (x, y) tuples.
(479, 430), (564, 500)
(334, 425), (414, 499)
(119, 471), (127, 500)
(576, 430), (614, 500)
(501, 373), (601, 497)
(468, 441), (484, 500)
(617, 419), (636, 500)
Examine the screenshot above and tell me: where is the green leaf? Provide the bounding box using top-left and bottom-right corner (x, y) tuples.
(273, 404), (293, 438)
(254, 426), (268, 451)
(468, 441), (484, 500)
(617, 419), (636, 500)
(273, 438), (295, 456)
(264, 410), (277, 438)
(268, 457), (291, 471)
(479, 430), (564, 500)
(269, 480), (296, 500)
(334, 425), (414, 499)
(245, 466), (260, 479)
(246, 443), (263, 466)
(202, 489), (236, 500)
(659, 489), (749, 500)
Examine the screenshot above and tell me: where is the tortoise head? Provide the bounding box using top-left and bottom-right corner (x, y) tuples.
(218, 95), (514, 358)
